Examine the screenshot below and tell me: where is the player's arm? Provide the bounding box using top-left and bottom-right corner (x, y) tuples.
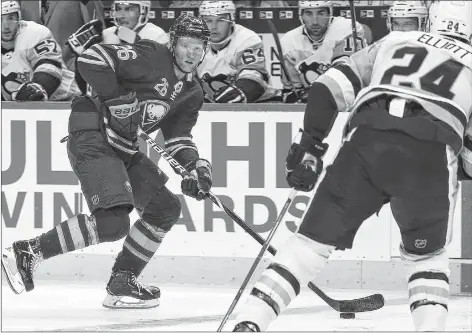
(77, 40), (156, 101)
(212, 36), (268, 103)
(332, 28), (368, 61)
(459, 120), (472, 180)
(159, 91), (202, 171)
(280, 35), (307, 103)
(285, 41), (381, 192)
(303, 40), (380, 141)
(66, 19), (104, 56)
(16, 27), (63, 101)
(160, 89), (212, 200)
(233, 37), (269, 102)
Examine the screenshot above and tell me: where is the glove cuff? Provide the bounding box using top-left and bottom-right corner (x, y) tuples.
(196, 158), (212, 171)
(300, 132), (328, 158)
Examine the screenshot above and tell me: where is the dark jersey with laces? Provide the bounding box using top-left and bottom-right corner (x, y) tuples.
(77, 39), (204, 170)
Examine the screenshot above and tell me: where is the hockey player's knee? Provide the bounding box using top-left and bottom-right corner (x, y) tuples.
(94, 206), (131, 243)
(272, 233), (335, 285)
(401, 245), (450, 331)
(142, 191), (181, 232)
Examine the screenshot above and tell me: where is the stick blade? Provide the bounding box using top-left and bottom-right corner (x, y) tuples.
(338, 293), (385, 313)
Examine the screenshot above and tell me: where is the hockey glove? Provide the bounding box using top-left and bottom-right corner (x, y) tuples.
(213, 84), (247, 103)
(285, 129), (328, 192)
(13, 82), (48, 101)
(104, 91), (140, 119)
(67, 19), (103, 56)
(282, 88), (308, 104)
(181, 159), (212, 201)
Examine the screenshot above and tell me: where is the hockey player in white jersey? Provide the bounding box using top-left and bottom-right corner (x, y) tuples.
(280, 0), (365, 103)
(197, 0), (278, 103)
(386, 1), (428, 33)
(232, 1), (472, 331)
(1, 0), (80, 101)
(66, 0), (168, 94)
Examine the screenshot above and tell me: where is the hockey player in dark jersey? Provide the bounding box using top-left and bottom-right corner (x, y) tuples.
(231, 1), (472, 331)
(1, 14), (212, 309)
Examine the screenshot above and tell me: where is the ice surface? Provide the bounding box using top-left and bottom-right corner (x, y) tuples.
(2, 281), (471, 331)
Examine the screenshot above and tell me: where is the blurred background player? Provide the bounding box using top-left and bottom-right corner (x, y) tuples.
(280, 0), (365, 103)
(2, 14), (213, 310)
(197, 0), (278, 103)
(386, 1), (428, 33)
(232, 0), (472, 331)
(66, 0), (168, 94)
(1, 0), (80, 101)
(18, 0), (106, 71)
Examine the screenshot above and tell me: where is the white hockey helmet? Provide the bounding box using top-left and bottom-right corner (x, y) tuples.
(112, 0), (151, 31)
(427, 1), (472, 44)
(1, 0), (21, 20)
(298, 1), (333, 25)
(199, 1), (236, 22)
(387, 1), (428, 31)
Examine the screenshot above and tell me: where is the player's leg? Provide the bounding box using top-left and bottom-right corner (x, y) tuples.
(233, 128), (389, 331)
(1, 96), (134, 294)
(389, 138), (459, 331)
(103, 152), (181, 308)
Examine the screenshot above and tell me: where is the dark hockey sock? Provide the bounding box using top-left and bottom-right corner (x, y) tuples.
(112, 219), (166, 276)
(39, 214), (99, 260)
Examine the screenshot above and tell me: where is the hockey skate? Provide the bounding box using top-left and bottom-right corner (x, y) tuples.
(102, 270), (160, 309)
(233, 322), (260, 332)
(1, 238), (43, 294)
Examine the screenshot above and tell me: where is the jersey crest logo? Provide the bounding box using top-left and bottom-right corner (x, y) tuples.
(174, 81), (183, 94)
(170, 81), (184, 101)
(154, 78), (168, 97)
(141, 101), (170, 129)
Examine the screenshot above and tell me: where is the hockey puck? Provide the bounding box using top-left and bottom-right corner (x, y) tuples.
(340, 312), (355, 319)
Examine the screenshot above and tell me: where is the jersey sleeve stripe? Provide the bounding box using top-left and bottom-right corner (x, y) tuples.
(78, 49), (108, 67)
(77, 57), (109, 67)
(33, 58), (61, 71)
(92, 44), (116, 71)
(169, 145), (198, 158)
(165, 136), (194, 145)
(463, 135), (472, 176)
(318, 67), (356, 112)
(334, 64), (362, 96)
(316, 74), (348, 112)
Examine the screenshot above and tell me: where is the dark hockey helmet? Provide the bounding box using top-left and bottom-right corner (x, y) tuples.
(169, 14), (211, 72)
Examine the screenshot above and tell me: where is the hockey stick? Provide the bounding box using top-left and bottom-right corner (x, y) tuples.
(349, 0), (360, 52)
(138, 128), (385, 313)
(267, 19), (305, 103)
(217, 188), (298, 331)
(137, 127), (278, 252)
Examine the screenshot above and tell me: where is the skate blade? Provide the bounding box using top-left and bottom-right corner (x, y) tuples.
(1, 251), (25, 294)
(102, 294), (160, 309)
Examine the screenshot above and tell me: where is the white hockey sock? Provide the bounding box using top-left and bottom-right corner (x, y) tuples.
(235, 233), (334, 331)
